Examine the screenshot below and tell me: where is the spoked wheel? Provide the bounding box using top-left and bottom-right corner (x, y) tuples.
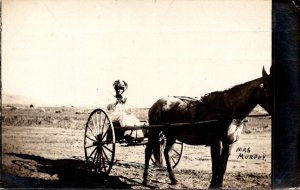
(84, 108), (115, 175)
(151, 132), (184, 168)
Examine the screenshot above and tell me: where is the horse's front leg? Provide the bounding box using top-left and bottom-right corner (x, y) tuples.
(164, 136), (178, 185)
(216, 143), (232, 187)
(209, 140), (222, 189)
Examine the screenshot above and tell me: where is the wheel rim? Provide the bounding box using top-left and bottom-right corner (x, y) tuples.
(84, 109), (115, 174)
(169, 140), (183, 168)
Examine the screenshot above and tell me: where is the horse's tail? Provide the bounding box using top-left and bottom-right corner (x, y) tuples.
(152, 131), (163, 167)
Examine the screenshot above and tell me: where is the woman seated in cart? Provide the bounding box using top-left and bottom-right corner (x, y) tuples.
(107, 79), (145, 141)
(113, 79), (128, 105)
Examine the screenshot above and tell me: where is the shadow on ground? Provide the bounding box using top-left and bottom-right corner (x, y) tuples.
(2, 153), (132, 188)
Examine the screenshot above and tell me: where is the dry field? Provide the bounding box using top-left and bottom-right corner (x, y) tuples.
(1, 106), (271, 189)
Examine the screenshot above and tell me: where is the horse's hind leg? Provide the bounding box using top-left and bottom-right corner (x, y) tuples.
(143, 142), (152, 186)
(143, 130), (160, 186)
(164, 136), (178, 185)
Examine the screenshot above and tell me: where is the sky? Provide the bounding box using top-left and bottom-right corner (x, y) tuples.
(2, 0), (272, 108)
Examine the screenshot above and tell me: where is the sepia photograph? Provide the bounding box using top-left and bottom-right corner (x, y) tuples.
(1, 0), (299, 189)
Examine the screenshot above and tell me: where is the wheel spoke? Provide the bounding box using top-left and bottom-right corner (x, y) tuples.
(103, 144), (113, 153)
(85, 134), (96, 142)
(100, 111), (104, 134)
(101, 127), (109, 141)
(92, 115), (99, 135)
(101, 153), (107, 173)
(102, 116), (107, 132)
(101, 140), (112, 145)
(87, 146), (97, 160)
(85, 144), (96, 149)
(95, 115), (100, 135)
(96, 112), (100, 135)
(172, 149), (181, 156)
(102, 148), (110, 163)
(171, 156), (176, 165)
(92, 150), (98, 165)
(100, 115), (108, 140)
(91, 114), (96, 128)
(100, 152), (105, 173)
(98, 150), (102, 170)
(95, 151), (100, 171)
(87, 124), (97, 138)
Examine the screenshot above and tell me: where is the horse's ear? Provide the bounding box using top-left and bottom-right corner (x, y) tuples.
(262, 66), (268, 77)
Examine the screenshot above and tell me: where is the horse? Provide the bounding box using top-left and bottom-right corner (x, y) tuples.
(143, 67), (273, 188)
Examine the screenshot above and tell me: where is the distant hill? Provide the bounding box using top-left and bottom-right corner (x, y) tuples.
(2, 92), (47, 107)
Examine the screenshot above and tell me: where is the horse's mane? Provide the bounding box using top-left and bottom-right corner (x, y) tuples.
(224, 77), (261, 95)
(200, 91), (224, 107)
(201, 77), (262, 109)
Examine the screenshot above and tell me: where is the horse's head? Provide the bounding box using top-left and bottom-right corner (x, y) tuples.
(256, 67), (273, 115)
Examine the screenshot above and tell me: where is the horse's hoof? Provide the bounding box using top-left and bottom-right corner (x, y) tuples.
(209, 184), (221, 189)
(142, 179), (149, 186)
(170, 179), (178, 185)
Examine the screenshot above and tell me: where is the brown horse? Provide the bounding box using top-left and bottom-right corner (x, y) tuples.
(143, 67), (273, 188)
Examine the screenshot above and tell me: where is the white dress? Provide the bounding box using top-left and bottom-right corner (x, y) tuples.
(109, 103), (145, 138)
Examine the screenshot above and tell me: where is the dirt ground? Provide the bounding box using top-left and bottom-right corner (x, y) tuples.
(1, 106), (271, 189)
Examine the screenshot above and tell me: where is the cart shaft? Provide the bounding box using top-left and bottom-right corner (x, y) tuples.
(114, 119), (219, 130)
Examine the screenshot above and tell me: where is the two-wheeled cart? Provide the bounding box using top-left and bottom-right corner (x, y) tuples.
(84, 108), (217, 175)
